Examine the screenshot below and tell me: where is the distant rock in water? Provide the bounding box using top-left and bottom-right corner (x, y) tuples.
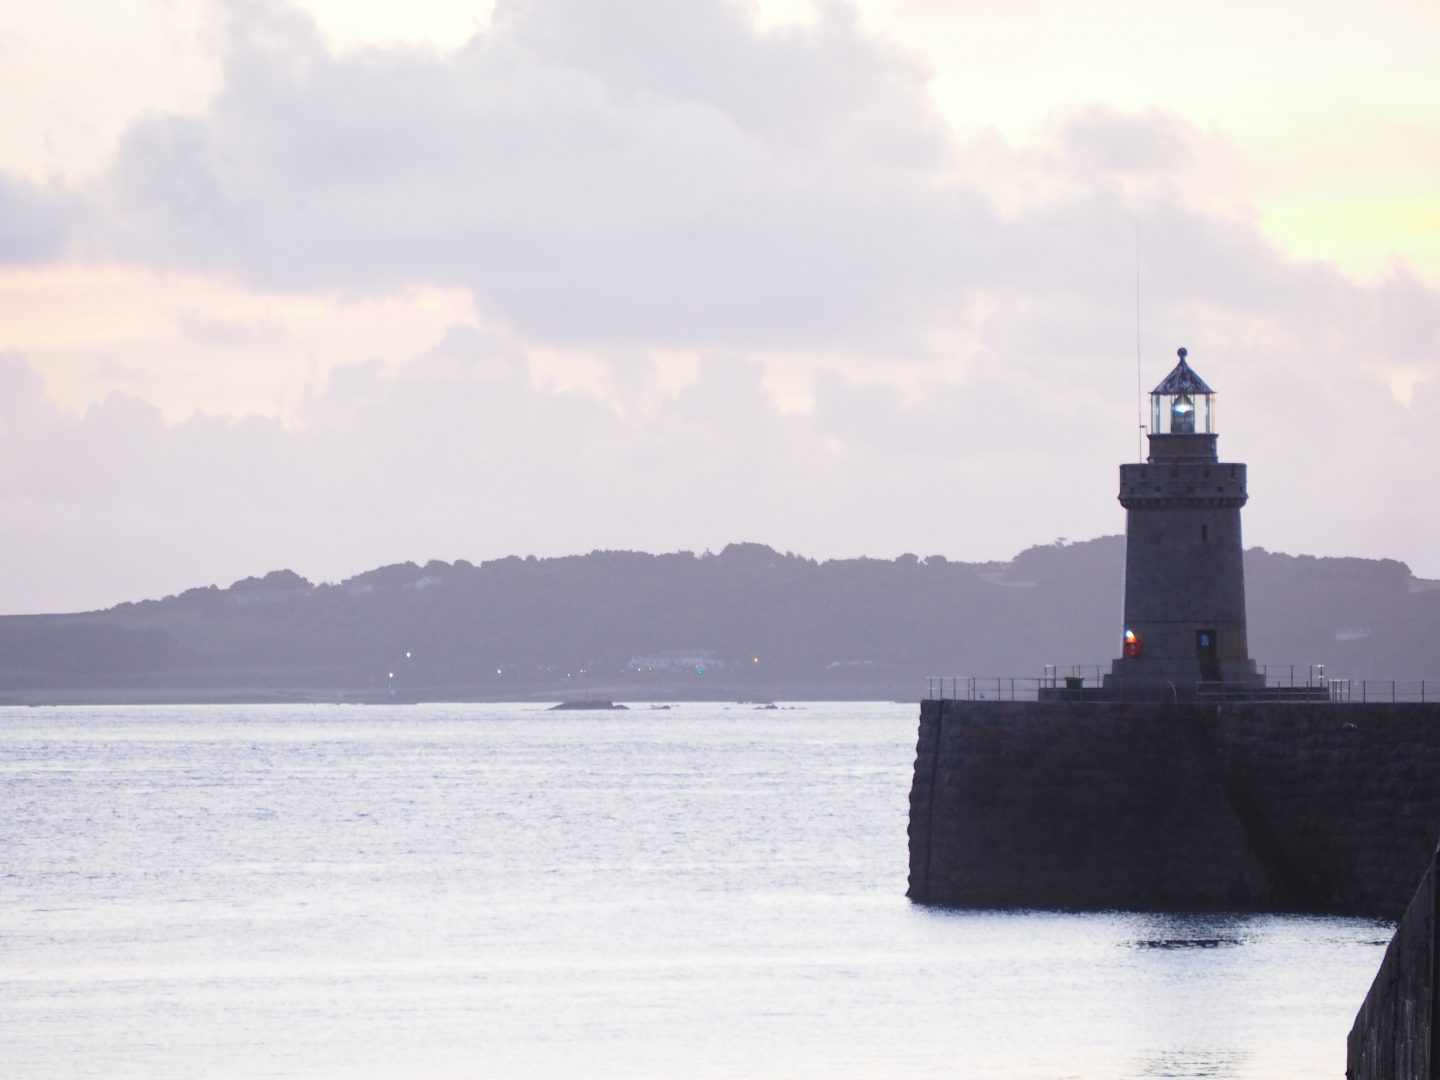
(549, 701), (628, 711)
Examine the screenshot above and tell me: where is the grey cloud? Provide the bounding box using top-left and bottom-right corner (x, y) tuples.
(175, 309), (288, 347)
(0, 352), (49, 419)
(0, 347), (914, 611)
(318, 357), (389, 404)
(99, 0), (979, 349)
(0, 174), (78, 264)
(495, 0), (938, 156)
(1056, 106), (1196, 174)
(418, 323), (527, 373)
(1371, 263), (1440, 369)
(83, 0), (1440, 373)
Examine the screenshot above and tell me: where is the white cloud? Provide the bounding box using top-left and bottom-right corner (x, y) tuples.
(94, 0), (976, 350)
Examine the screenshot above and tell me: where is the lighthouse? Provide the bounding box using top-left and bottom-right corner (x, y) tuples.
(1104, 348), (1263, 694)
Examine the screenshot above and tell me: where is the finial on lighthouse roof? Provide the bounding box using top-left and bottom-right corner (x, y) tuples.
(1178, 346), (1187, 361)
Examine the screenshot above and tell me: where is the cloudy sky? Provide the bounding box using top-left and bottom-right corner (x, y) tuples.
(2, 0), (1437, 613)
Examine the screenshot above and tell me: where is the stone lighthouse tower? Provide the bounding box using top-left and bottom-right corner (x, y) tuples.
(1104, 348), (1262, 693)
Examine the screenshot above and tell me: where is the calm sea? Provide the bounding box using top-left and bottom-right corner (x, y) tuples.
(0, 702), (1389, 1079)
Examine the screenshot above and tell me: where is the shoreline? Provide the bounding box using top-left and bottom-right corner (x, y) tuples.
(0, 684), (920, 708)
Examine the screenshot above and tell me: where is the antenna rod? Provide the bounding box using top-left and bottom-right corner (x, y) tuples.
(1135, 220), (1143, 462)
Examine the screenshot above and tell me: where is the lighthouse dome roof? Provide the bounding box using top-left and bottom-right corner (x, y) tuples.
(1152, 347), (1214, 395)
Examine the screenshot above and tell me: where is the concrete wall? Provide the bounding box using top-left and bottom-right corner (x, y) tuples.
(1347, 847), (1438, 1079)
(908, 699), (1440, 917)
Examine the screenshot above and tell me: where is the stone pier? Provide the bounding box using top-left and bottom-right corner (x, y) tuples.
(908, 699), (1440, 917)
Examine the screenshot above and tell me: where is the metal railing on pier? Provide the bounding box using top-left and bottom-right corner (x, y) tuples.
(1332, 680), (1436, 703)
(925, 671), (1438, 704)
(924, 674), (1153, 703)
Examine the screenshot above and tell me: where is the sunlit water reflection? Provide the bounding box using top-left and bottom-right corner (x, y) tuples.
(0, 702), (1387, 1078)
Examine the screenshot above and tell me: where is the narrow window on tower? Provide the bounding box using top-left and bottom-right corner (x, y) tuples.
(1202, 524), (1209, 543)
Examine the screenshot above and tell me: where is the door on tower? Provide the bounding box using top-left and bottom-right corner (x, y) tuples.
(1196, 629), (1221, 682)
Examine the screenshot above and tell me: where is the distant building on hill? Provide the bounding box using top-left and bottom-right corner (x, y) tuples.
(625, 650), (724, 675)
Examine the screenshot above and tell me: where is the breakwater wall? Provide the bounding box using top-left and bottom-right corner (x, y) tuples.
(1347, 846), (1439, 1078)
(908, 699), (1440, 917)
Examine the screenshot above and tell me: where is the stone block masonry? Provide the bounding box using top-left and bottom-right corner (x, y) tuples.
(1347, 846), (1439, 1079)
(908, 699), (1440, 918)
